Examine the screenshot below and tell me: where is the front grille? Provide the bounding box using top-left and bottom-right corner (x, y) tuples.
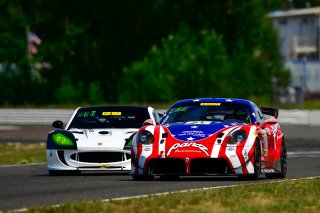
(148, 159), (186, 174)
(70, 152), (129, 163)
(190, 158), (231, 174)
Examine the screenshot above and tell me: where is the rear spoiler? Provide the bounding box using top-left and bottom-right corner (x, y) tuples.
(260, 106), (278, 119)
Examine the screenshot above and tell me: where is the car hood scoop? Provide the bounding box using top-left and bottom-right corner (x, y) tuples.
(166, 121), (236, 141)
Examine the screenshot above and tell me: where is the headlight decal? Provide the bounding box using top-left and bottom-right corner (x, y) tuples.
(137, 130), (154, 144)
(232, 126), (257, 174)
(52, 133), (74, 146)
(211, 126), (237, 158)
(224, 127), (242, 173)
(227, 129), (247, 144)
(219, 126), (258, 175)
(135, 125), (156, 175)
(47, 129), (77, 150)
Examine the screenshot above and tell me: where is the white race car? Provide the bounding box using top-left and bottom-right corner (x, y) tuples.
(46, 106), (160, 175)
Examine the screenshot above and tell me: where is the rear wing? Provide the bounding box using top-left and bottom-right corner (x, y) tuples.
(260, 107), (278, 119)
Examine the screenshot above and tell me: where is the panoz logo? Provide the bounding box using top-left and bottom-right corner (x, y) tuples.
(167, 143), (209, 156)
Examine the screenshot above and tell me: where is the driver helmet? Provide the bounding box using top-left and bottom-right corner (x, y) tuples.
(234, 108), (251, 123)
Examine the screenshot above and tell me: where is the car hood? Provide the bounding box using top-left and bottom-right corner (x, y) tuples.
(165, 121), (241, 141)
(70, 128), (137, 150)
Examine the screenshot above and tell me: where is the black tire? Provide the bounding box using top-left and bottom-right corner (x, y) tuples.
(159, 175), (180, 181)
(266, 141), (287, 179)
(48, 170), (81, 176)
(48, 170), (64, 176)
(132, 175), (154, 181)
(239, 140), (261, 180)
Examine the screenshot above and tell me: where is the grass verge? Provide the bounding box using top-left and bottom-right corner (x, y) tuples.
(0, 143), (46, 165)
(22, 177), (320, 213)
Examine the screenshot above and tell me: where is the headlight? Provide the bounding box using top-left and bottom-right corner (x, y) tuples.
(137, 130), (154, 144)
(47, 129), (77, 150)
(52, 133), (75, 146)
(227, 130), (247, 144)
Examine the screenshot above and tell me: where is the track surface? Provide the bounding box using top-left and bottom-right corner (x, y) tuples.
(0, 126), (320, 211)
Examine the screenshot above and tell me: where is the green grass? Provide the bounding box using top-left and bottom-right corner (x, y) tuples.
(0, 143), (46, 165)
(23, 177), (320, 213)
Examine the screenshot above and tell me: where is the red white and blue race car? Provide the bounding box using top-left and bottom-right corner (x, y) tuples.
(131, 98), (287, 180)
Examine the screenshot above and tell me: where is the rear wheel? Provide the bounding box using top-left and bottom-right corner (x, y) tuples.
(266, 141), (287, 179)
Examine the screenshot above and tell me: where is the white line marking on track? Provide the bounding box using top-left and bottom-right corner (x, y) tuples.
(287, 151), (320, 158)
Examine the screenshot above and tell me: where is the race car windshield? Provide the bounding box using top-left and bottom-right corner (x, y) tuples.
(162, 102), (252, 124)
(68, 107), (150, 129)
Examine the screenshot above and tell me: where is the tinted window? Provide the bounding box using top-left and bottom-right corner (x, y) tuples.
(162, 102), (253, 124)
(253, 104), (265, 124)
(68, 107), (150, 129)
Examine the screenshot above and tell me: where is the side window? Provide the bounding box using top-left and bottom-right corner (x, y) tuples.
(254, 105), (265, 124)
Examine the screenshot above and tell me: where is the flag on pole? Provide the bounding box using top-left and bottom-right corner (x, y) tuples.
(28, 32), (42, 54)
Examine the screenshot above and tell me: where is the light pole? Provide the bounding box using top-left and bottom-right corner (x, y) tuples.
(300, 57), (307, 109)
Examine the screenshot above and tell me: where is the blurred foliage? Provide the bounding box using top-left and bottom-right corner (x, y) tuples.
(0, 0), (311, 106)
(119, 26), (231, 103)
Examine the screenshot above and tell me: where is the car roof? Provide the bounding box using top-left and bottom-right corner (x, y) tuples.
(77, 105), (150, 112)
(172, 98), (254, 106)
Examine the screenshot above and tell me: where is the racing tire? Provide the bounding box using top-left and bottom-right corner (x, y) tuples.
(48, 170), (64, 176)
(131, 175), (154, 181)
(48, 170), (81, 176)
(266, 141), (287, 179)
(159, 175), (180, 181)
(238, 140), (261, 180)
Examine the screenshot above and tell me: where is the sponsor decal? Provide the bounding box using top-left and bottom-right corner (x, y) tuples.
(200, 103), (221, 106)
(167, 143), (209, 156)
(227, 147), (235, 151)
(168, 106), (189, 114)
(261, 130), (268, 157)
(186, 121), (211, 125)
(262, 169), (276, 173)
(276, 133), (283, 141)
(100, 164), (109, 168)
(177, 130), (207, 138)
(102, 112), (121, 116)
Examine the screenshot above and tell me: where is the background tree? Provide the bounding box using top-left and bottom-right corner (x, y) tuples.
(0, 0), (299, 106)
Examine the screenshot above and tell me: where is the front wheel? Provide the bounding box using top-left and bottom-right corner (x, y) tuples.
(239, 141), (261, 180)
(159, 175), (180, 181)
(48, 170), (81, 176)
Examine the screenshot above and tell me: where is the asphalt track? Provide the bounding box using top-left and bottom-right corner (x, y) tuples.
(0, 125), (320, 211)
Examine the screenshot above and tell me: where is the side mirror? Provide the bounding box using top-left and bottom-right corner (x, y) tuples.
(52, 120), (64, 129)
(143, 119), (154, 126)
